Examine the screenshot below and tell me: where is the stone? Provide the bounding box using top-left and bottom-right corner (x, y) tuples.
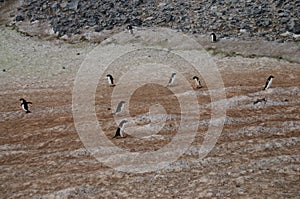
(292, 21), (300, 34)
(11, 0), (300, 42)
(16, 15), (25, 21)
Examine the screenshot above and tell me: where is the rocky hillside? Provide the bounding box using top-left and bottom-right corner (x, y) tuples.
(1, 0), (300, 42)
(1, 25), (300, 198)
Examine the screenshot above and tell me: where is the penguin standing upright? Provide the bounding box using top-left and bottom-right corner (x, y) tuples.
(127, 25), (133, 34)
(210, 33), (217, 42)
(115, 101), (126, 115)
(20, 98), (32, 113)
(113, 120), (128, 138)
(106, 74), (115, 87)
(167, 73), (176, 87)
(193, 76), (202, 89)
(263, 75), (274, 90)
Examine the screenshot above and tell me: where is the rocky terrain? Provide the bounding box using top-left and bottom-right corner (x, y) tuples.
(1, 24), (300, 198)
(0, 1), (300, 198)
(1, 0), (300, 42)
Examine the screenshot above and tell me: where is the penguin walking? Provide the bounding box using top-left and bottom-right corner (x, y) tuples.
(113, 120), (128, 138)
(167, 73), (176, 87)
(263, 75), (274, 90)
(127, 25), (133, 34)
(106, 74), (115, 87)
(210, 33), (217, 42)
(20, 98), (32, 113)
(115, 101), (125, 115)
(193, 76), (202, 89)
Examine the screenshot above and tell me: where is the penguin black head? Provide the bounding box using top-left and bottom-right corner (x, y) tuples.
(127, 25), (133, 30)
(106, 74), (115, 86)
(263, 75), (275, 90)
(127, 25), (133, 34)
(193, 76), (199, 80)
(20, 98), (25, 102)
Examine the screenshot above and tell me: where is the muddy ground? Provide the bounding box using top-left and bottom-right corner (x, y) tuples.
(0, 26), (299, 198)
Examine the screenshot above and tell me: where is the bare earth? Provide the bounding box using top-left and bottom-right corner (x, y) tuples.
(0, 26), (300, 198)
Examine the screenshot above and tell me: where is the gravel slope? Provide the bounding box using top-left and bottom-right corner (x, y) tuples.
(1, 25), (300, 198)
(1, 0), (300, 42)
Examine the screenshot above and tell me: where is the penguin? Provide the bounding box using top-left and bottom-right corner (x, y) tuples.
(167, 73), (176, 87)
(113, 120), (128, 138)
(253, 98), (267, 105)
(263, 75), (274, 90)
(210, 33), (217, 42)
(127, 25), (133, 34)
(193, 76), (202, 89)
(115, 101), (125, 115)
(20, 98), (32, 113)
(106, 74), (115, 87)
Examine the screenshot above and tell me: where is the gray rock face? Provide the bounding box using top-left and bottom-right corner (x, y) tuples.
(9, 0), (300, 41)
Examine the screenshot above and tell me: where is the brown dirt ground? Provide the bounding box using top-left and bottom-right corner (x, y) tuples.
(0, 26), (300, 198)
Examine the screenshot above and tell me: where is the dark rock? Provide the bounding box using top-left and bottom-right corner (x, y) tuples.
(16, 15), (25, 21)
(291, 21), (300, 34)
(278, 10), (289, 17)
(263, 19), (272, 27)
(87, 18), (97, 26)
(66, 0), (80, 11)
(287, 19), (296, 32)
(12, 0), (300, 42)
(105, 25), (114, 30)
(132, 18), (142, 26)
(51, 2), (58, 10)
(281, 18), (289, 24)
(95, 26), (104, 32)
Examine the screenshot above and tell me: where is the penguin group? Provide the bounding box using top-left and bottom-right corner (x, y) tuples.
(17, 32), (276, 140)
(105, 72), (205, 138)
